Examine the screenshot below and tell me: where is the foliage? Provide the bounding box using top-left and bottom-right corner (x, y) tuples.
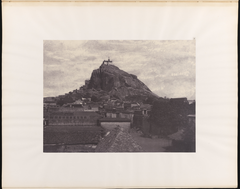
(112, 94), (120, 100)
(91, 95), (99, 102)
(56, 96), (74, 106)
(149, 99), (189, 135)
(181, 119), (195, 151)
(125, 95), (148, 103)
(84, 92), (91, 98)
(149, 101), (174, 135)
(143, 96), (156, 105)
(56, 99), (64, 106)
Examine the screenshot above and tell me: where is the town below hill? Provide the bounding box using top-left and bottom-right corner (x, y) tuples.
(44, 59), (195, 152)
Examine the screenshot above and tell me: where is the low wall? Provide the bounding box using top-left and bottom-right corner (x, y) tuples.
(100, 122), (130, 132)
(48, 120), (97, 126)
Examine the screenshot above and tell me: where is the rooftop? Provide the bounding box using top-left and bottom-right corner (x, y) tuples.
(50, 110), (101, 116)
(44, 126), (103, 145)
(95, 127), (143, 152)
(170, 97), (188, 101)
(99, 118), (131, 122)
(140, 104), (152, 110)
(105, 109), (134, 114)
(44, 97), (55, 103)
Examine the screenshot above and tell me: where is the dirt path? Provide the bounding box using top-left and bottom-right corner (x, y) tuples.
(129, 130), (172, 152)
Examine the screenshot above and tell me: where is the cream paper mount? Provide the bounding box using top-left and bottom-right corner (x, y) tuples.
(2, 1), (238, 188)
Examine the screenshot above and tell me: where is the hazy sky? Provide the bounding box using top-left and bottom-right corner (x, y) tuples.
(44, 40), (195, 100)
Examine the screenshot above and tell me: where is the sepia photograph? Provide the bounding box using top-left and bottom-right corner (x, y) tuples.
(44, 40), (196, 152)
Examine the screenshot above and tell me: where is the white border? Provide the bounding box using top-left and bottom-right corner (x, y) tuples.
(2, 2), (238, 188)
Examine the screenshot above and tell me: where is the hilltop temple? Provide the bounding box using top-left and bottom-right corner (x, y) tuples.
(102, 57), (112, 66)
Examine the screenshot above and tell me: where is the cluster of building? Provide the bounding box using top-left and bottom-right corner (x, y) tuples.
(44, 93), (196, 133)
(43, 95), (195, 152)
(44, 96), (153, 132)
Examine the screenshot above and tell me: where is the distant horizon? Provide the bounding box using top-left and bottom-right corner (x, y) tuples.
(44, 40), (195, 100)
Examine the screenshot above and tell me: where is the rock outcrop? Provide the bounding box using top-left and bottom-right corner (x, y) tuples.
(88, 64), (157, 100)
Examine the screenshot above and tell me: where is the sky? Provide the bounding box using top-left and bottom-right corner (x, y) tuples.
(44, 40), (195, 100)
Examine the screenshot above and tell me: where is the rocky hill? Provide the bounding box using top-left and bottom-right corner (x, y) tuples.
(88, 64), (158, 101)
(51, 62), (161, 105)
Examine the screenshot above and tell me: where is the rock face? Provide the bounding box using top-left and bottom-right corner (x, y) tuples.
(88, 64), (157, 100)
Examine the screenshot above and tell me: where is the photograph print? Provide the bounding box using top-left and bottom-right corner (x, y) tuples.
(43, 40), (195, 153)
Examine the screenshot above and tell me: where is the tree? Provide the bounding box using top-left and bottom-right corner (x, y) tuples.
(91, 95), (99, 102)
(64, 96), (74, 103)
(56, 96), (74, 106)
(149, 100), (176, 135)
(56, 99), (64, 106)
(143, 96), (155, 105)
(84, 92), (91, 98)
(181, 123), (195, 152)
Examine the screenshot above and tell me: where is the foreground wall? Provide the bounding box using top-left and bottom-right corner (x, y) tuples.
(100, 122), (130, 132)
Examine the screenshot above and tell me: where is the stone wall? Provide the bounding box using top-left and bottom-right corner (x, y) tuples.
(100, 122), (130, 132)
